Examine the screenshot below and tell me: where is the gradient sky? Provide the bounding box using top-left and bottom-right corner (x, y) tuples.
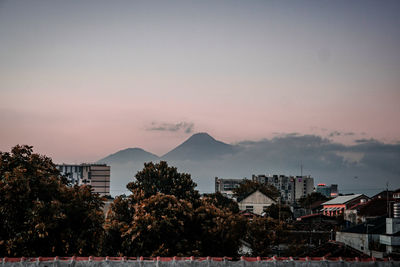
(1, 0), (400, 163)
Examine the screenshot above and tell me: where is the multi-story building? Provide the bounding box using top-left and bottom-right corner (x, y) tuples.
(252, 175), (295, 203)
(293, 175), (314, 200)
(316, 183), (338, 197)
(57, 164), (110, 196)
(252, 174), (314, 203)
(215, 177), (244, 199)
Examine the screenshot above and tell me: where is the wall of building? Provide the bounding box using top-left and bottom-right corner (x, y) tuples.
(57, 164), (110, 196)
(238, 191), (276, 215)
(336, 232), (380, 256)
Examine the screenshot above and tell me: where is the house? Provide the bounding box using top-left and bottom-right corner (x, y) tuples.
(336, 213), (400, 258)
(238, 190), (276, 216)
(321, 194), (369, 217)
(345, 198), (389, 224)
(336, 216), (386, 258)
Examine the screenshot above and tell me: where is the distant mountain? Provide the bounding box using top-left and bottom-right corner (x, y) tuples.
(98, 148), (159, 164)
(162, 132), (235, 161)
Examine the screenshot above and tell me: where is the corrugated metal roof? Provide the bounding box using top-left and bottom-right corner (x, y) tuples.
(322, 194), (364, 205)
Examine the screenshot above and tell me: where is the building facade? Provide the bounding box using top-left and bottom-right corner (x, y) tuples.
(322, 194), (369, 217)
(57, 163), (110, 196)
(252, 174), (314, 203)
(215, 177), (244, 199)
(316, 184), (338, 197)
(238, 190), (277, 215)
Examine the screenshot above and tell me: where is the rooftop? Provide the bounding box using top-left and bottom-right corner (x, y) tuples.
(322, 194), (364, 205)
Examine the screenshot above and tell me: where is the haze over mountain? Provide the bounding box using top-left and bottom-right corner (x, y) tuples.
(98, 133), (400, 197)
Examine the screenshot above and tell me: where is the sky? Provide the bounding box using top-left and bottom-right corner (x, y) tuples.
(1, 0), (400, 164)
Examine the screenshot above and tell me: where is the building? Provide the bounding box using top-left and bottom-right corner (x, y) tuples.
(294, 175), (314, 200)
(336, 216), (386, 258)
(214, 177), (244, 199)
(336, 209), (400, 258)
(238, 190), (277, 216)
(322, 194), (369, 217)
(253, 174), (314, 203)
(252, 175), (295, 203)
(316, 184), (338, 198)
(57, 163), (110, 196)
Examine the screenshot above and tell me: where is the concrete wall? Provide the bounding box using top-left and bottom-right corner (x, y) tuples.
(336, 232), (380, 256)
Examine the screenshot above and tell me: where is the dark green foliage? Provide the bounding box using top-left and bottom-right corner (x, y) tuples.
(298, 192), (329, 208)
(104, 161), (246, 256)
(0, 145), (105, 257)
(193, 200), (247, 257)
(263, 204), (293, 221)
(127, 161), (200, 203)
(233, 180), (280, 201)
(245, 217), (288, 256)
(202, 192), (240, 213)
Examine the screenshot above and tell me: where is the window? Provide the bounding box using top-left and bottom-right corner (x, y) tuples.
(245, 205), (254, 213)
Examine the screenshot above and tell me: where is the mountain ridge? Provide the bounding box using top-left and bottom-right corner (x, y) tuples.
(98, 147), (159, 164)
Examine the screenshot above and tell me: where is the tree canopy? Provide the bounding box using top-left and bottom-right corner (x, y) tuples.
(0, 145), (105, 257)
(202, 192), (240, 213)
(233, 180), (280, 202)
(127, 161), (200, 203)
(298, 192), (329, 208)
(104, 161), (246, 256)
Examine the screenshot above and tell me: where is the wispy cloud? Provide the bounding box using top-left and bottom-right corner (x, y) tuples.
(146, 121), (194, 134)
(328, 131), (355, 137)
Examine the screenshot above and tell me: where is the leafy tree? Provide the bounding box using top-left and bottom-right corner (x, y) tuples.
(233, 180), (280, 201)
(104, 162), (246, 256)
(0, 145), (104, 256)
(245, 217), (278, 256)
(263, 204), (293, 221)
(298, 192), (329, 208)
(127, 161), (200, 203)
(193, 200), (247, 257)
(202, 192), (240, 213)
(121, 193), (196, 256)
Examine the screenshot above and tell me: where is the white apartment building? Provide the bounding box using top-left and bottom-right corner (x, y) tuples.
(57, 163), (110, 196)
(252, 174), (314, 203)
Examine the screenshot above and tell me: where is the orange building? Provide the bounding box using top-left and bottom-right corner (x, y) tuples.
(321, 194), (369, 217)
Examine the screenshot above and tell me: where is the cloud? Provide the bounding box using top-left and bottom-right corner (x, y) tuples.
(328, 131), (355, 137)
(354, 138), (380, 144)
(328, 131), (341, 137)
(146, 121), (194, 134)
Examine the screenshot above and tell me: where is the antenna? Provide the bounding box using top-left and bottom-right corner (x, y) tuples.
(300, 162), (303, 177)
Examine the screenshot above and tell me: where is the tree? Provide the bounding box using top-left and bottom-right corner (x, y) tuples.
(0, 145), (104, 256)
(104, 161), (246, 256)
(193, 200), (247, 257)
(202, 192), (240, 213)
(120, 193), (196, 256)
(263, 204), (293, 221)
(127, 161), (200, 203)
(298, 192), (329, 208)
(233, 180), (280, 201)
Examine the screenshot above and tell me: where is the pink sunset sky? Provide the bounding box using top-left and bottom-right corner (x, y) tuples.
(1, 0), (400, 163)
